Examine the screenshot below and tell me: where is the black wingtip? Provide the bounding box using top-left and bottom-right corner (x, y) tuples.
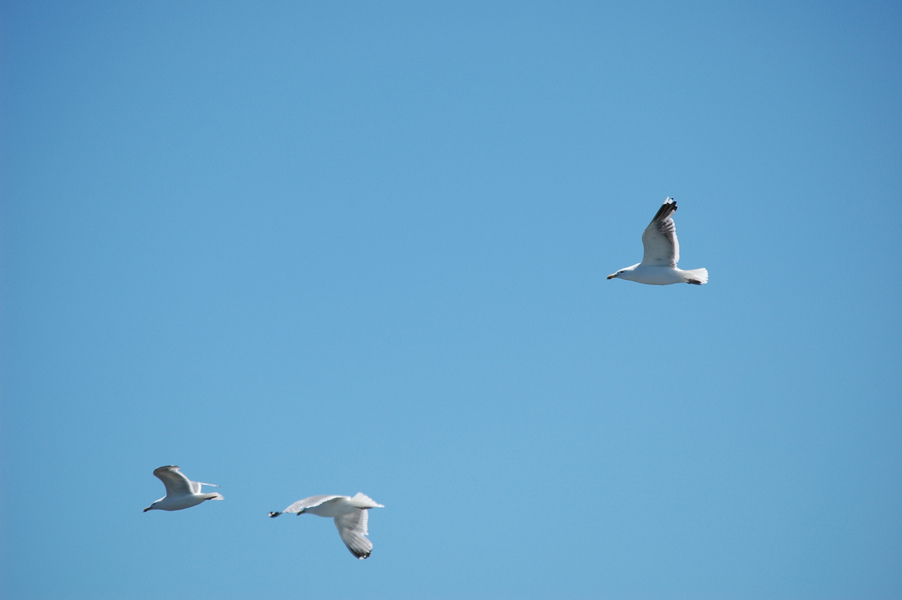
(652, 199), (677, 222)
(268, 512), (281, 518)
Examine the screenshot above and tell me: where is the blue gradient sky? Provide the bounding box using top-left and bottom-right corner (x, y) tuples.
(3, 2), (901, 599)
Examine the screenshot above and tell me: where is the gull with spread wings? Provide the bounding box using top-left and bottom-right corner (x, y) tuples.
(269, 493), (384, 559)
(607, 197), (708, 285)
(143, 465), (224, 512)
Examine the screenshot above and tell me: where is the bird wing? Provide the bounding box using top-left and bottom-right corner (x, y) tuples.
(152, 466), (193, 497)
(190, 480), (219, 494)
(641, 197), (680, 267)
(334, 509), (373, 559)
(280, 495), (345, 515)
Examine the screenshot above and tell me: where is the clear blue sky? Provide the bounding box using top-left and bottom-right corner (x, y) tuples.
(2, 2), (901, 599)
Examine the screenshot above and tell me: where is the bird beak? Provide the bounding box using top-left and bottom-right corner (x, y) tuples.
(606, 273), (616, 280)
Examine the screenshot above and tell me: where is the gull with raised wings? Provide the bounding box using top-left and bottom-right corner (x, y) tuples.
(607, 197), (708, 285)
(143, 465), (224, 512)
(269, 493), (384, 559)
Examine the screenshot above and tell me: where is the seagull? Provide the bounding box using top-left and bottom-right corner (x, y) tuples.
(607, 197), (708, 285)
(269, 493), (384, 559)
(143, 465), (224, 512)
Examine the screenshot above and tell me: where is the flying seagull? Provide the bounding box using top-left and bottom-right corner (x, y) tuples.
(143, 465), (224, 512)
(269, 493), (384, 559)
(607, 197), (708, 285)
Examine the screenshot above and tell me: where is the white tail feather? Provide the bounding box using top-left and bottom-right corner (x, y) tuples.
(684, 268), (708, 284)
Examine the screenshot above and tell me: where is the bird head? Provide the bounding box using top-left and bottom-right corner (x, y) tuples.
(607, 264), (638, 281)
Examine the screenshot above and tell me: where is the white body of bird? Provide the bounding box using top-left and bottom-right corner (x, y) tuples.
(608, 197), (708, 285)
(143, 465), (224, 512)
(269, 493), (384, 559)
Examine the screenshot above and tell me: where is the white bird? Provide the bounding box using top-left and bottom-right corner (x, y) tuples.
(269, 493), (384, 559)
(607, 197), (708, 285)
(143, 465), (224, 512)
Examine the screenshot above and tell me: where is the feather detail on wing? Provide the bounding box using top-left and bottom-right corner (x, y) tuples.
(153, 466), (193, 497)
(334, 510), (373, 559)
(641, 197), (680, 267)
(280, 495), (344, 515)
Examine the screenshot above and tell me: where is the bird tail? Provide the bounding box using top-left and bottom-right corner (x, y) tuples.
(350, 492), (384, 508)
(205, 493), (224, 501)
(684, 268), (708, 285)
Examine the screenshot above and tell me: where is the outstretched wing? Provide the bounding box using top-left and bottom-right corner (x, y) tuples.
(334, 510), (373, 559)
(152, 466), (193, 497)
(190, 480), (220, 494)
(641, 197), (680, 267)
(275, 495), (344, 515)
